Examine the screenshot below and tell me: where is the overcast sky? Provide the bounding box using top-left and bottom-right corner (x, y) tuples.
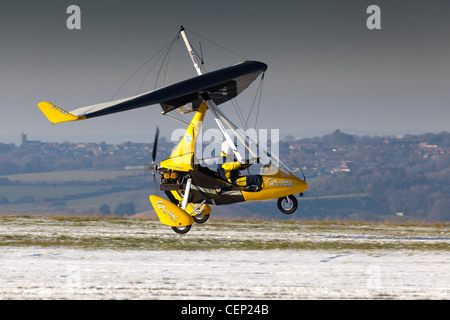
(1, 0), (449, 144)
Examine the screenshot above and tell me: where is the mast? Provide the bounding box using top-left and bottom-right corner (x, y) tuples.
(180, 26), (203, 76)
(179, 26), (246, 163)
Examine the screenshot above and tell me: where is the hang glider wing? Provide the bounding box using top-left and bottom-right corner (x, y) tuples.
(38, 60), (267, 124)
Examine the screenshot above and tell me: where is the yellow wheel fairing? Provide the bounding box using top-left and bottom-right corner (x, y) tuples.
(149, 195), (193, 227)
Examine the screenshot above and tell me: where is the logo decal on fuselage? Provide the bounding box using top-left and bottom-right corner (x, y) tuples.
(266, 178), (295, 187)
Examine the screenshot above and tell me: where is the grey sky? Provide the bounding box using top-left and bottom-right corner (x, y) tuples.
(1, 0), (449, 144)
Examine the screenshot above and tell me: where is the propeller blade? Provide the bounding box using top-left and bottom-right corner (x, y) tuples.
(152, 126), (159, 163)
(144, 162), (153, 175)
(148, 126), (160, 195)
(152, 170), (159, 196)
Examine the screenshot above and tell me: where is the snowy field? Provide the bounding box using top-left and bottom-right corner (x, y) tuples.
(0, 216), (448, 299)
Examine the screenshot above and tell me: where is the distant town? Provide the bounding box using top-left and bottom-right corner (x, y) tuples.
(0, 130), (449, 221)
(4, 130), (449, 177)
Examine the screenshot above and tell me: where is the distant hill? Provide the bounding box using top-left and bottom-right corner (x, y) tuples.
(1, 130), (449, 222)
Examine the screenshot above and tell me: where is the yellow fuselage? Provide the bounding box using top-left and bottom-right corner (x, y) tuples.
(159, 102), (309, 205)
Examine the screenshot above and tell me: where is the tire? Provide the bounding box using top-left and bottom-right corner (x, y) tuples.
(172, 225), (192, 234)
(277, 195), (298, 214)
(193, 213), (210, 224)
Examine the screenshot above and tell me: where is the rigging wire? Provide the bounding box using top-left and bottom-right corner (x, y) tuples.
(154, 32), (181, 90)
(163, 35), (180, 86)
(109, 36), (176, 101)
(244, 73), (265, 129)
(137, 32), (180, 94)
(163, 111), (190, 126)
(231, 98), (247, 130)
(137, 46), (168, 94)
(198, 41), (204, 64)
(254, 73), (265, 128)
(184, 27), (248, 61)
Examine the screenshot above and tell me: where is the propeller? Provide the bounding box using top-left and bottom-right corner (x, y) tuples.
(145, 126), (160, 194)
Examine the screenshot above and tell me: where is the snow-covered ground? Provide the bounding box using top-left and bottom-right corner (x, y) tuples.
(1, 247), (449, 299)
(0, 216), (448, 299)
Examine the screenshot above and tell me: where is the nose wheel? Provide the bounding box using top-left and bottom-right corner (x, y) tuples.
(172, 225), (192, 234)
(277, 195), (298, 214)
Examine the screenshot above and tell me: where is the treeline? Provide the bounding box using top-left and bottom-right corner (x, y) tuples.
(284, 131), (450, 221)
(307, 167), (450, 221)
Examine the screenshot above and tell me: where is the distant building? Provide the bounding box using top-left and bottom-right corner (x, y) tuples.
(330, 161), (353, 174)
(21, 133), (42, 151)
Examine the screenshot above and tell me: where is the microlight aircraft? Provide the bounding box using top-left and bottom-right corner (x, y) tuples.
(38, 26), (308, 233)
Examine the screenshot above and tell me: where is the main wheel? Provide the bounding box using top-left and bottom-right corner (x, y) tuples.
(193, 213), (210, 224)
(172, 225), (192, 234)
(277, 195), (298, 214)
